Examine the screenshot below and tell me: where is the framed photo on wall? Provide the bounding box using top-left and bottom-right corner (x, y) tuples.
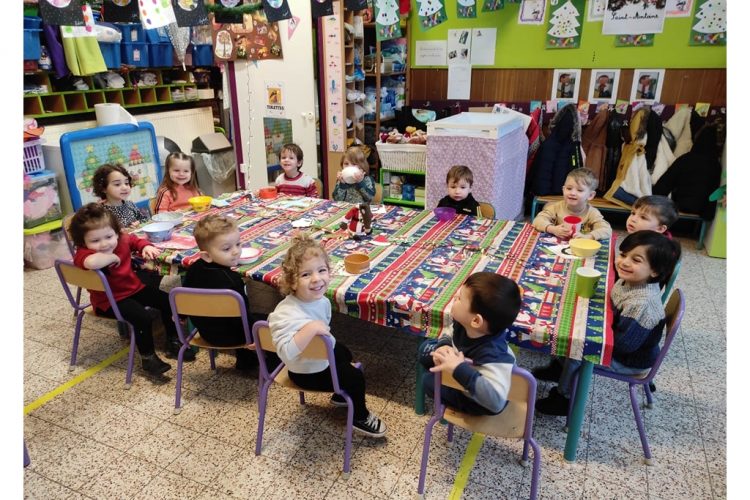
(588, 69), (620, 104)
(551, 69), (582, 101)
(630, 69), (665, 104)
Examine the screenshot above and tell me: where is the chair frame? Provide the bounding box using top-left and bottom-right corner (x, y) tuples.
(168, 287), (256, 414)
(251, 320), (356, 477)
(417, 366), (541, 499)
(567, 289), (685, 465)
(373, 183), (383, 204)
(54, 259), (138, 388)
(478, 201), (495, 219)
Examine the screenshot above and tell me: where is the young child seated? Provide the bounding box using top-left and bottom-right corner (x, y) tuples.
(437, 165), (481, 217)
(268, 233), (386, 438)
(532, 167), (612, 241)
(418, 272), (522, 415)
(68, 203), (194, 377)
(275, 143), (318, 197)
(183, 214), (279, 372)
(626, 195), (678, 237)
(92, 164), (148, 228)
(535, 231), (681, 415)
(154, 152), (202, 213)
(332, 145), (376, 204)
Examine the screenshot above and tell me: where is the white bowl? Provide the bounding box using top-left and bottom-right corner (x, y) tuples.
(341, 166), (361, 184)
(142, 222), (174, 243)
(151, 212), (183, 226)
(239, 247), (262, 265)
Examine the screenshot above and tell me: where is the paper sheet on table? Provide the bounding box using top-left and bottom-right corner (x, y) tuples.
(447, 61), (472, 100)
(470, 28), (496, 66)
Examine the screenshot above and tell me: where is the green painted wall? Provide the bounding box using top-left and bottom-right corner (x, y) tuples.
(408, 2), (726, 69)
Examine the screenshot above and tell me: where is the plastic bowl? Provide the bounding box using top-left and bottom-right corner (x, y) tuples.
(258, 186), (277, 199)
(433, 207), (457, 222)
(151, 211), (183, 226)
(188, 196), (212, 212)
(569, 238), (602, 257)
(239, 247), (262, 265)
(142, 222), (174, 243)
(344, 253), (370, 274)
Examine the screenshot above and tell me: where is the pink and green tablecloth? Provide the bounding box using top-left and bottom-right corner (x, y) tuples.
(132, 194), (613, 366)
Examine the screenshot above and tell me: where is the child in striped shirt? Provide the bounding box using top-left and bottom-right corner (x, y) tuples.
(275, 143), (318, 197)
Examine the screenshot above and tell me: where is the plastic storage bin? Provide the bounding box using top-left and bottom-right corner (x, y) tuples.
(144, 27), (170, 44)
(24, 170), (62, 229)
(149, 43), (173, 67)
(23, 139), (46, 175)
(426, 112), (528, 219)
(24, 28), (42, 60)
(115, 23), (144, 43)
(99, 41), (122, 69)
(23, 219), (71, 270)
(121, 42), (149, 67)
(191, 44), (213, 66)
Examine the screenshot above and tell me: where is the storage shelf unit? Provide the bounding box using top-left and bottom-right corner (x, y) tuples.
(379, 166), (425, 209)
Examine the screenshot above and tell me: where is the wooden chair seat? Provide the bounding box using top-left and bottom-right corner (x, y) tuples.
(444, 401), (528, 439)
(188, 334), (253, 351)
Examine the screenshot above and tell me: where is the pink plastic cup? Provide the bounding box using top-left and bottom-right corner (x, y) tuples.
(563, 215), (582, 237)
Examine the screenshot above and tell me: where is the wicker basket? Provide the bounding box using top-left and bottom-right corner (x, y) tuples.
(375, 141), (427, 174)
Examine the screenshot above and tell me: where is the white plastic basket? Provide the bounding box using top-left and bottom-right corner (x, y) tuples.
(375, 141), (427, 174)
(23, 139), (45, 174)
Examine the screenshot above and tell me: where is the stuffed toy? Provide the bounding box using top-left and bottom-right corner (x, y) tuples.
(340, 203), (372, 239)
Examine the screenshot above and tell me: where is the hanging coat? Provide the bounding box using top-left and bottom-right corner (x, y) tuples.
(526, 107), (542, 176)
(581, 107), (609, 195)
(644, 108), (663, 173)
(651, 106), (692, 184)
(603, 108), (651, 208)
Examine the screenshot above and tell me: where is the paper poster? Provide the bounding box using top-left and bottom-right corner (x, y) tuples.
(448, 29), (472, 64)
(551, 69), (581, 101)
(211, 12), (282, 61)
(138, 0), (177, 29)
(262, 0), (292, 23)
(695, 102), (711, 117)
(447, 61), (472, 100)
(171, 0), (209, 27)
(323, 2), (345, 152)
(587, 69), (620, 104)
(518, 0), (545, 25)
(615, 99), (629, 114)
(629, 69), (665, 104)
(375, 0), (402, 41)
(546, 0), (584, 49)
(263, 117), (293, 168)
(103, 0), (140, 23)
(482, 0), (504, 12)
(587, 0), (605, 22)
(667, 0), (694, 17)
(457, 0), (477, 19)
(417, 0), (448, 31)
(415, 40), (447, 66)
(265, 82), (285, 117)
(602, 0), (667, 35)
(614, 34), (655, 47)
(311, 0), (334, 19)
(40, 0), (84, 25)
(470, 28), (496, 66)
(689, 0), (726, 46)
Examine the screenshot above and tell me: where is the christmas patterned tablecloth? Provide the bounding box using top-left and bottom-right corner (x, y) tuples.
(132, 193), (614, 366)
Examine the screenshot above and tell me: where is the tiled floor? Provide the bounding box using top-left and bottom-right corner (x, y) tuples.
(23, 230), (726, 499)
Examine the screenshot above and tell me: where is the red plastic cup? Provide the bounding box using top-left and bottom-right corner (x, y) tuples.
(563, 215), (582, 237)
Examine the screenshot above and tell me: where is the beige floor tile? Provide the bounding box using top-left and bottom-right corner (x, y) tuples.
(262, 465), (337, 500)
(211, 453), (281, 498)
(88, 405), (164, 452)
(23, 470), (81, 500)
(128, 421), (203, 467)
(164, 435), (243, 486)
(79, 452), (162, 499)
(345, 447), (410, 498)
(132, 469), (206, 500)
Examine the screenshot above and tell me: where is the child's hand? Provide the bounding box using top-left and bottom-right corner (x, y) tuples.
(432, 345), (456, 359)
(336, 170), (344, 182)
(429, 349), (469, 374)
(549, 224), (574, 239)
(353, 168), (365, 183)
(141, 245), (162, 260)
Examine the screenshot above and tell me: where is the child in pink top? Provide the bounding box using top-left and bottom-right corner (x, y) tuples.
(154, 152), (202, 213)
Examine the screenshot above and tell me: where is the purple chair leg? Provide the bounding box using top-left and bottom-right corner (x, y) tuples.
(342, 393), (354, 477)
(125, 325), (136, 389)
(644, 384), (654, 408)
(299, 392), (306, 405)
(417, 414), (442, 495)
(174, 344), (187, 414)
(24, 441), (30, 468)
(521, 437), (530, 464)
(209, 349), (216, 371)
(629, 384), (653, 464)
(529, 438), (541, 500)
(69, 312), (85, 370)
(255, 377), (272, 455)
(447, 423), (454, 442)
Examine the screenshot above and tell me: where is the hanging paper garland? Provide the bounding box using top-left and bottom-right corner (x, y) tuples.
(457, 0), (476, 19)
(689, 0), (726, 45)
(546, 0), (584, 50)
(166, 22), (191, 69)
(39, 0), (85, 26)
(311, 0), (334, 19)
(102, 0), (140, 23)
(481, 0), (504, 12)
(375, 0), (402, 41)
(139, 0), (177, 29)
(417, 0), (447, 31)
(171, 0), (209, 27)
(262, 0), (292, 23)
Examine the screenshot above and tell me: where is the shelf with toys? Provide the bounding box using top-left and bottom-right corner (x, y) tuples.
(376, 126), (427, 208)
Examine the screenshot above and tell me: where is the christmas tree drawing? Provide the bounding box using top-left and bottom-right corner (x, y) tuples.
(457, 0), (476, 18)
(691, 0), (726, 45)
(546, 0), (582, 49)
(482, 0), (503, 12)
(417, 0), (447, 31)
(107, 142), (127, 165)
(78, 144), (101, 192)
(375, 0), (401, 41)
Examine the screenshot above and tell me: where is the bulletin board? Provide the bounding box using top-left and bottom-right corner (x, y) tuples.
(409, 2), (726, 69)
(60, 123), (162, 211)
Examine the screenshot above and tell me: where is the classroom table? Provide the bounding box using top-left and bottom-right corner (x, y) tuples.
(133, 193), (614, 462)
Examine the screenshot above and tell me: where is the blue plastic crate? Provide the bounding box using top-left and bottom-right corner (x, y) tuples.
(114, 23), (144, 43)
(144, 27), (170, 44)
(149, 43), (173, 67)
(121, 42), (149, 67)
(24, 29), (42, 60)
(99, 41), (122, 69)
(191, 44), (213, 66)
(24, 16), (42, 29)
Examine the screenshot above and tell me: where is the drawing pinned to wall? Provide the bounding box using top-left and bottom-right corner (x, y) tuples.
(261, 0), (292, 23)
(481, 0), (504, 12)
(470, 28), (496, 66)
(137, 0), (177, 29)
(457, 0), (477, 19)
(39, 0), (84, 26)
(311, 0), (334, 19)
(212, 12), (283, 61)
(288, 15), (300, 39)
(213, 28), (236, 60)
(629, 68), (665, 103)
(602, 0), (667, 35)
(263, 117), (293, 169)
(614, 34), (655, 47)
(689, 0), (726, 45)
(551, 68), (581, 101)
(103, 0), (139, 23)
(172, 0), (209, 27)
(417, 0), (448, 31)
(546, 0), (584, 49)
(518, 0), (545, 25)
(667, 0), (694, 17)
(587, 69), (620, 104)
(375, 0), (402, 41)
(586, 0), (605, 22)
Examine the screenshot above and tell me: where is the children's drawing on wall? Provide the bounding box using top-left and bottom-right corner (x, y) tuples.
(417, 0), (448, 31)
(261, 0), (292, 23)
(689, 0), (726, 45)
(481, 0), (504, 12)
(614, 33), (655, 47)
(546, 0), (585, 49)
(172, 0), (209, 27)
(211, 12), (283, 61)
(448, 29), (472, 63)
(602, 0), (667, 35)
(586, 0), (605, 22)
(629, 69), (665, 103)
(103, 0), (139, 23)
(551, 69), (581, 101)
(375, 0), (402, 41)
(213, 28), (235, 60)
(587, 69), (620, 104)
(457, 0), (477, 19)
(667, 0), (694, 17)
(518, 0), (546, 25)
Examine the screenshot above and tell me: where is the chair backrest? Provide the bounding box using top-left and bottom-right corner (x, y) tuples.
(478, 202), (495, 219)
(661, 257), (681, 304)
(313, 178), (324, 198)
(61, 214), (75, 256)
(148, 197), (157, 215)
(646, 288), (685, 380)
(373, 183), (383, 204)
(54, 259), (124, 321)
(168, 287), (253, 346)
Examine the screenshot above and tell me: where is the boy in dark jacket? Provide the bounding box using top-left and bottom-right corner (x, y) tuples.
(437, 165), (481, 217)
